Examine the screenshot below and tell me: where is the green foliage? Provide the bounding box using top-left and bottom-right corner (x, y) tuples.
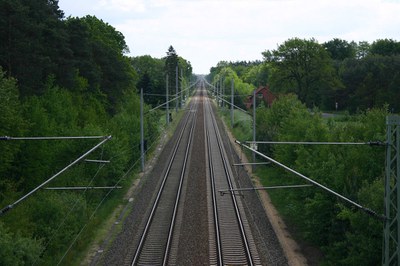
(339, 55), (400, 112)
(323, 38), (356, 61)
(0, 1), (190, 264)
(242, 63), (270, 87)
(0, 69), (25, 176)
(0, 222), (44, 266)
(212, 66), (255, 109)
(208, 60), (263, 82)
(0, 0), (67, 95)
(263, 38), (342, 108)
(165, 45), (179, 96)
(255, 95), (387, 264)
(132, 55), (166, 106)
(370, 39), (400, 56)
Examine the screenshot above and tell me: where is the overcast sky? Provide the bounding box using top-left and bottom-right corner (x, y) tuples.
(58, 0), (400, 74)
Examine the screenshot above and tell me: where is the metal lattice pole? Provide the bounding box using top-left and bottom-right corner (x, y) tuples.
(384, 115), (400, 266)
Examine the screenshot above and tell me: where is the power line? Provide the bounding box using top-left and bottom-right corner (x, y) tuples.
(44, 186), (122, 190)
(0, 136), (112, 216)
(246, 140), (386, 146)
(57, 121), (173, 264)
(0, 135), (108, 141)
(57, 145), (141, 265)
(235, 140), (386, 221)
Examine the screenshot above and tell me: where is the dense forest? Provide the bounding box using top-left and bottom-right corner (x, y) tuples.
(209, 38), (399, 264)
(0, 0), (192, 264)
(209, 37), (400, 112)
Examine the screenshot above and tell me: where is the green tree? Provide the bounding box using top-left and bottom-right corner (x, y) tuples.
(132, 55), (166, 106)
(165, 45), (179, 101)
(212, 66), (254, 109)
(0, 0), (69, 96)
(257, 97), (387, 264)
(370, 39), (400, 56)
(242, 63), (270, 87)
(340, 55), (400, 112)
(263, 38), (342, 108)
(323, 38), (356, 61)
(0, 222), (43, 266)
(75, 16), (136, 111)
(0, 69), (25, 176)
(355, 41), (371, 59)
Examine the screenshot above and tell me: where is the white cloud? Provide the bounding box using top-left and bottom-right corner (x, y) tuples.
(98, 0), (146, 12)
(59, 0), (400, 73)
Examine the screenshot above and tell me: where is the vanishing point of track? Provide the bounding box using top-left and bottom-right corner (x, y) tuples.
(128, 83), (262, 265)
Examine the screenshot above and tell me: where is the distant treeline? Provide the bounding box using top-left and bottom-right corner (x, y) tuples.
(209, 37), (400, 112)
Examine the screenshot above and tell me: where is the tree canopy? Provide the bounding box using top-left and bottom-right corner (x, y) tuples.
(0, 1), (192, 264)
(263, 38), (342, 107)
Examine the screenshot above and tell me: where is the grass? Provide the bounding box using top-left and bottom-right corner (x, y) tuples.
(219, 107), (253, 141)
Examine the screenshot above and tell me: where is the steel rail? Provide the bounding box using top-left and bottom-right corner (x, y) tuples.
(205, 98), (223, 265)
(204, 94), (255, 265)
(162, 98), (197, 265)
(208, 99), (255, 266)
(131, 99), (196, 265)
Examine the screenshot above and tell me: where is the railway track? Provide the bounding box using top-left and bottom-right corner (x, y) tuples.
(125, 83), (262, 265)
(204, 89), (261, 266)
(129, 97), (198, 265)
(102, 81), (287, 265)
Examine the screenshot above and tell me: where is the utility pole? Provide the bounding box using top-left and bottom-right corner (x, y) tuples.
(140, 87), (145, 172)
(221, 78), (224, 108)
(175, 65), (178, 111)
(231, 78), (234, 128)
(218, 80), (220, 105)
(252, 89), (256, 172)
(181, 68), (183, 107)
(166, 74), (169, 126)
(384, 115), (400, 265)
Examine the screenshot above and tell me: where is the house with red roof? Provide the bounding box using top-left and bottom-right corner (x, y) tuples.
(245, 85), (276, 109)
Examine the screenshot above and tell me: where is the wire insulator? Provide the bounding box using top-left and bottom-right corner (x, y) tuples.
(0, 136), (10, 140)
(363, 207), (386, 221)
(367, 141), (386, 146)
(0, 205), (12, 216)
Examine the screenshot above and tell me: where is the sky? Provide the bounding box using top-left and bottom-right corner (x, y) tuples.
(58, 0), (400, 74)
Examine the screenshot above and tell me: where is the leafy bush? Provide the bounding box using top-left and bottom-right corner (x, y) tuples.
(256, 95), (387, 264)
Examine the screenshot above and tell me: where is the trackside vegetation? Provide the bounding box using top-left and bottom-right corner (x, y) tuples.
(210, 37), (399, 264)
(0, 1), (192, 265)
(217, 95), (387, 265)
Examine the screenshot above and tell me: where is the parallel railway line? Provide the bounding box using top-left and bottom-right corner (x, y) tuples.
(203, 86), (261, 265)
(119, 83), (270, 266)
(129, 97), (198, 265)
